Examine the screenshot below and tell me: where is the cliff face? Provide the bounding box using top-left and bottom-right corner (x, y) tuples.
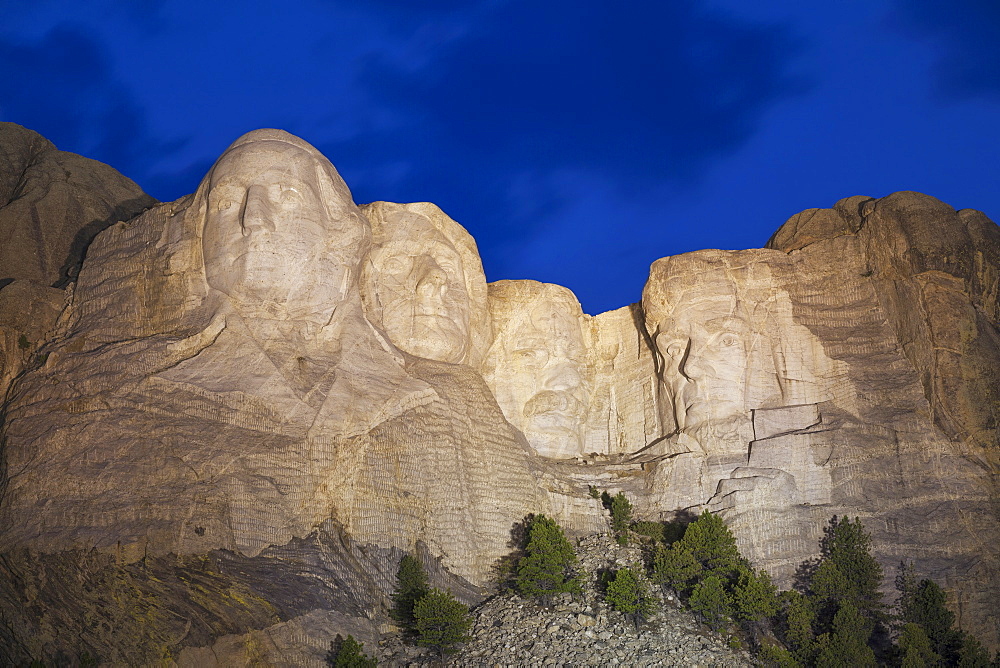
(0, 122), (156, 412)
(0, 129), (996, 664)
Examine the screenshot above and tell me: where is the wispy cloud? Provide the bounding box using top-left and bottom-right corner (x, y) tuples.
(892, 0), (1000, 99)
(0, 24), (184, 190)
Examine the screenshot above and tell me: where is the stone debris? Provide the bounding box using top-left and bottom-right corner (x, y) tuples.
(376, 533), (751, 667)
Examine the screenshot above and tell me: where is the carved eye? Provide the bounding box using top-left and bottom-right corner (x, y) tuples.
(514, 349), (545, 365)
(383, 257), (408, 274)
(719, 333), (739, 347)
(275, 185), (303, 206)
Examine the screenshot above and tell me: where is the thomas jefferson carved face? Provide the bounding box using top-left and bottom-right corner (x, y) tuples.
(484, 282), (591, 459)
(362, 203), (478, 364)
(201, 135), (368, 323)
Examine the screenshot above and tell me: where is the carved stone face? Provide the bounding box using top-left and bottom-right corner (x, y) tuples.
(485, 283), (590, 459)
(643, 252), (767, 441)
(201, 138), (367, 323)
(361, 202), (483, 364)
(368, 219), (469, 362)
(652, 293), (749, 431)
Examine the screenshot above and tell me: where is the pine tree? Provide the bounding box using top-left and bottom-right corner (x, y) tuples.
(651, 542), (702, 595)
(904, 579), (958, 660)
(688, 573), (732, 631)
(954, 631), (993, 667)
(895, 561), (919, 624)
(898, 623), (940, 668)
(780, 590), (816, 663)
(604, 567), (656, 630)
(326, 634), (377, 668)
(817, 517), (884, 626)
(813, 601), (877, 668)
(757, 643), (802, 668)
(732, 566), (779, 640)
(609, 492), (633, 545)
(413, 588), (472, 658)
(677, 510), (742, 579)
(514, 514), (581, 604)
(391, 554), (429, 630)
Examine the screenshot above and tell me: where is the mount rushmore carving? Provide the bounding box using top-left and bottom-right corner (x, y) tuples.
(1, 126), (997, 663)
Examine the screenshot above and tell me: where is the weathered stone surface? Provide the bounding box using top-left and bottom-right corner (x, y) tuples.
(0, 122), (155, 288)
(0, 279), (65, 397)
(1, 128), (997, 661)
(633, 194), (999, 647)
(0, 130), (551, 663)
(483, 280), (593, 459)
(361, 201), (491, 366)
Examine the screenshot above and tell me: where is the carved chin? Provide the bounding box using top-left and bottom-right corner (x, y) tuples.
(405, 317), (467, 362)
(524, 426), (582, 459)
(522, 411), (583, 459)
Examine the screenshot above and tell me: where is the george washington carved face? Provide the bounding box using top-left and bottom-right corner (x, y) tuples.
(200, 133), (368, 323)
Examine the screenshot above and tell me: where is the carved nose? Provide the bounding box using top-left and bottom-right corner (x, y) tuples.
(544, 360), (581, 392)
(416, 260), (447, 297)
(241, 185), (275, 233)
(415, 259), (448, 317)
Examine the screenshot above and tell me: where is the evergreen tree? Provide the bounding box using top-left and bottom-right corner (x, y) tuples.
(779, 590), (816, 663)
(604, 567), (656, 630)
(391, 554), (429, 629)
(898, 623), (940, 668)
(413, 588), (472, 658)
(895, 561), (919, 624)
(514, 514), (581, 604)
(651, 542), (702, 595)
(904, 579), (957, 660)
(809, 559), (851, 606)
(609, 492), (633, 545)
(757, 643), (802, 668)
(817, 517), (884, 626)
(813, 601), (877, 668)
(688, 573), (732, 631)
(732, 566), (779, 640)
(678, 510), (742, 579)
(326, 634), (377, 668)
(954, 631), (993, 668)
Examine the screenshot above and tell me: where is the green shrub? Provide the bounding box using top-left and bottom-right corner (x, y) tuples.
(326, 634), (377, 667)
(514, 514), (581, 604)
(413, 589), (471, 658)
(391, 554), (428, 630)
(630, 520), (665, 542)
(604, 567), (656, 630)
(688, 574), (732, 631)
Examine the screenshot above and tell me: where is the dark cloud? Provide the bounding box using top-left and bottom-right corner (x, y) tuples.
(0, 24), (182, 193)
(893, 0), (1000, 98)
(338, 0), (804, 279)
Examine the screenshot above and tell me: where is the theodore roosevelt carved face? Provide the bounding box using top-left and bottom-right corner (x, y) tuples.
(483, 281), (591, 459)
(361, 201), (488, 365)
(200, 131), (368, 323)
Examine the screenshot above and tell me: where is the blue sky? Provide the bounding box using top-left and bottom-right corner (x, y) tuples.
(2, 0), (998, 314)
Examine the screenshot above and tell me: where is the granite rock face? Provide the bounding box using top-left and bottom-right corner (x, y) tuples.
(1, 129), (997, 663)
(0, 122), (155, 288)
(0, 122), (154, 437)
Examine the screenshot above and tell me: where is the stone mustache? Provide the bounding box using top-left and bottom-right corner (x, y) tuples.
(1, 129), (998, 657)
